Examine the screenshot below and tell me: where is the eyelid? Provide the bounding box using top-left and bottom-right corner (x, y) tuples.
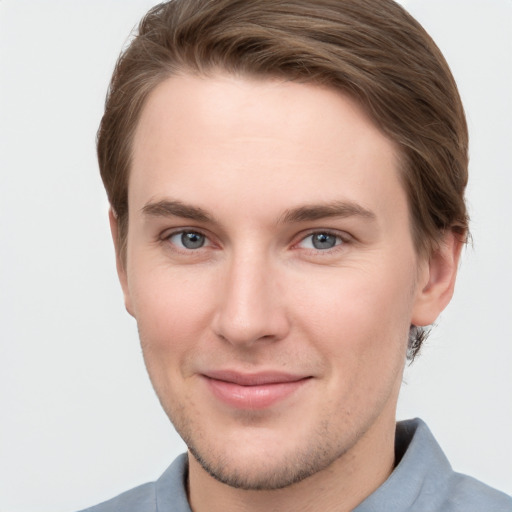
(158, 226), (352, 253)
(293, 229), (352, 251)
(161, 227), (215, 250)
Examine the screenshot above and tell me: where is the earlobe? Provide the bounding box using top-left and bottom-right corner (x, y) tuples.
(108, 208), (134, 317)
(411, 231), (464, 327)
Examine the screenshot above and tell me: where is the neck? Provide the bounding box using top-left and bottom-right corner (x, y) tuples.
(187, 412), (397, 512)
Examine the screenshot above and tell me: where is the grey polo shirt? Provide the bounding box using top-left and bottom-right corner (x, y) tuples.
(79, 418), (512, 511)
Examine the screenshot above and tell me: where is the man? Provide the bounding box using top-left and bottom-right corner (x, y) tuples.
(81, 0), (512, 510)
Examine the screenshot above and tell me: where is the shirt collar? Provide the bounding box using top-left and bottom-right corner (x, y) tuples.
(353, 418), (452, 511)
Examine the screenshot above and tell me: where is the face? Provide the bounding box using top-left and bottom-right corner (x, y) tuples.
(117, 73), (449, 490)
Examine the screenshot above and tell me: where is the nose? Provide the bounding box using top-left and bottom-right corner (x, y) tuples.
(212, 250), (290, 347)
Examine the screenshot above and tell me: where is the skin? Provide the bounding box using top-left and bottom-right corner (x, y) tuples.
(112, 73), (461, 512)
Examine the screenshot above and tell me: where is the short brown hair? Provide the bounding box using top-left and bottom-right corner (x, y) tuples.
(97, 0), (469, 358)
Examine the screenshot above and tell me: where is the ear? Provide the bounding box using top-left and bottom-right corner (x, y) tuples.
(109, 208), (134, 317)
(411, 231), (464, 327)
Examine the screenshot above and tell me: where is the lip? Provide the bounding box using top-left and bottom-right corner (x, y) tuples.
(202, 370), (311, 410)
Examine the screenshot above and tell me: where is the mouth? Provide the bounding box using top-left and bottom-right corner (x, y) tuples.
(201, 370), (312, 410)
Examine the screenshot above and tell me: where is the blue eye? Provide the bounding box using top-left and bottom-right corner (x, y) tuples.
(299, 232), (343, 250)
(169, 231), (206, 250)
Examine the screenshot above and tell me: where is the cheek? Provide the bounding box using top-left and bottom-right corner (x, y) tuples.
(127, 263), (216, 357)
(128, 267), (217, 414)
(291, 262), (414, 359)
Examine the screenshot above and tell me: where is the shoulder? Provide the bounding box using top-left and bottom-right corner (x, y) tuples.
(400, 419), (512, 512)
(440, 471), (512, 512)
(77, 482), (156, 512)
(76, 453), (190, 512)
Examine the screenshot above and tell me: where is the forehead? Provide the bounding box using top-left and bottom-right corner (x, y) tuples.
(130, 73), (407, 230)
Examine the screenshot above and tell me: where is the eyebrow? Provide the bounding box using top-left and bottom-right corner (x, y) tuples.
(142, 200), (213, 222)
(280, 201), (376, 224)
(142, 198), (376, 225)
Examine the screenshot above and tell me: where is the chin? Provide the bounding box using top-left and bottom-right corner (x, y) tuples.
(187, 441), (341, 490)
(178, 413), (353, 491)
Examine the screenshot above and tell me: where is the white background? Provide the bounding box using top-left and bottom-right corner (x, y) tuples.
(1, 1), (511, 510)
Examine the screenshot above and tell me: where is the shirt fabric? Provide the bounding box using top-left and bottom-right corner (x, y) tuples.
(79, 418), (512, 511)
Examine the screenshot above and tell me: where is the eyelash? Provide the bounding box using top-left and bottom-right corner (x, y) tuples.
(163, 229), (212, 252)
(293, 230), (349, 254)
(162, 228), (350, 255)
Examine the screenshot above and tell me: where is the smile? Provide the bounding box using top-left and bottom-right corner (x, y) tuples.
(202, 371), (312, 410)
